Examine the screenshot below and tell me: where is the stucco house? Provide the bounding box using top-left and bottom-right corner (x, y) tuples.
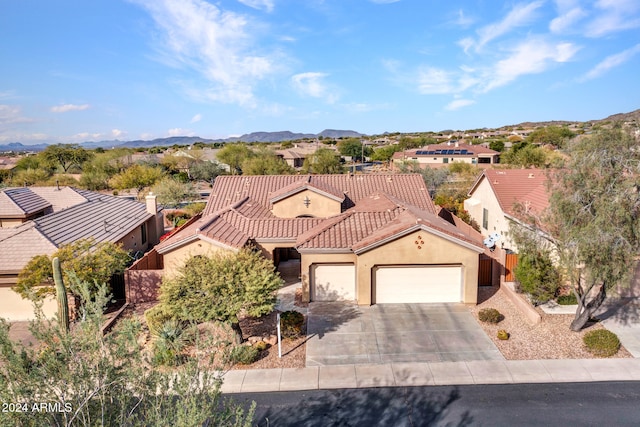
(0, 187), (164, 321)
(149, 174), (485, 305)
(392, 142), (500, 169)
(464, 169), (552, 252)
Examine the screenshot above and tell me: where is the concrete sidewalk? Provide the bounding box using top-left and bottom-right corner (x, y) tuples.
(219, 358), (640, 393)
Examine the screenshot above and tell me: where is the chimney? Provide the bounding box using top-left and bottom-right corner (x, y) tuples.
(145, 192), (157, 215)
(454, 141), (459, 148)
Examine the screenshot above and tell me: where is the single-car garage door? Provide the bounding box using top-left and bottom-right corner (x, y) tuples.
(374, 265), (462, 303)
(312, 264), (355, 301)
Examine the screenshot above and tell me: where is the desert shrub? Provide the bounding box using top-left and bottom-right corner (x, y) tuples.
(151, 319), (190, 366)
(145, 304), (175, 336)
(497, 330), (509, 340)
(175, 218), (188, 227)
(229, 345), (259, 365)
(514, 250), (561, 305)
(478, 308), (504, 324)
(183, 202), (206, 217)
(557, 293), (578, 305)
(280, 310), (305, 338)
(583, 329), (620, 357)
(254, 341), (268, 351)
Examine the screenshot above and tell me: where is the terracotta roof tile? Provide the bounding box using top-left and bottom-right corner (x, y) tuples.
(471, 169), (552, 217)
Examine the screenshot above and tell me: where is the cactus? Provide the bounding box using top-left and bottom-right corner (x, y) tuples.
(52, 257), (69, 332)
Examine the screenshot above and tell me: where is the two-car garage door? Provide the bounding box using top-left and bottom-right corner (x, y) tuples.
(374, 265), (462, 303)
(311, 263), (463, 303)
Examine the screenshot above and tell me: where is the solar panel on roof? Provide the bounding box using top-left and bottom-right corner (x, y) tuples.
(447, 150), (454, 154)
(426, 151), (435, 155)
(460, 149), (468, 154)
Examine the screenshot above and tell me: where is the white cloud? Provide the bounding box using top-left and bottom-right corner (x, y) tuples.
(550, 6), (587, 33)
(417, 68), (455, 94)
(111, 129), (127, 138)
(0, 105), (32, 126)
(190, 113), (202, 123)
(369, 0), (401, 4)
(445, 99), (476, 111)
(585, 0), (640, 37)
(168, 128), (194, 136)
(130, 0), (276, 106)
(452, 9), (474, 28)
(481, 39), (579, 92)
(580, 43), (640, 81)
(50, 104), (90, 113)
(291, 72), (338, 103)
(237, 0), (274, 13)
(468, 1), (545, 52)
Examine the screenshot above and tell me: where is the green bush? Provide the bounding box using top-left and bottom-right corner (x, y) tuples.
(229, 345), (259, 365)
(583, 329), (620, 357)
(497, 330), (509, 340)
(557, 293), (578, 305)
(145, 305), (175, 336)
(280, 310), (305, 338)
(478, 308), (504, 324)
(514, 250), (561, 305)
(253, 341), (268, 351)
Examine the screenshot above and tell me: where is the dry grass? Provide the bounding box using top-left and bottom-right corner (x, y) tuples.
(470, 286), (633, 359)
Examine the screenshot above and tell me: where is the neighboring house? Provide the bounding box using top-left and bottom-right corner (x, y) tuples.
(147, 174), (485, 306)
(464, 169), (552, 252)
(275, 143), (328, 168)
(0, 187), (164, 321)
(392, 142), (500, 169)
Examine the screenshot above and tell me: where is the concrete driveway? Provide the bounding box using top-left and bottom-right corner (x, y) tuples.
(306, 302), (503, 366)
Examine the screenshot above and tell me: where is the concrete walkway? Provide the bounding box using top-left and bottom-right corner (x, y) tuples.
(219, 358), (640, 393)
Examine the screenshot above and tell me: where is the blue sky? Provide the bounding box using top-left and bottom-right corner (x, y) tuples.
(1, 0), (639, 145)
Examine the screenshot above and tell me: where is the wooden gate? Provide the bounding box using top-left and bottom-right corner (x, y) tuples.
(505, 253), (519, 282)
(478, 254), (493, 286)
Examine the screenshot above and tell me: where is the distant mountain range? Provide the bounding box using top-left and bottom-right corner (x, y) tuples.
(2, 108), (638, 153)
(0, 129), (364, 152)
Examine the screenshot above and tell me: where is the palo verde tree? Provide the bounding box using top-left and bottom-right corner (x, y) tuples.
(152, 248), (283, 344)
(337, 138), (372, 162)
(216, 143), (254, 174)
(15, 239), (130, 300)
(515, 127), (640, 331)
(42, 143), (92, 173)
(108, 163), (164, 193)
(301, 148), (344, 174)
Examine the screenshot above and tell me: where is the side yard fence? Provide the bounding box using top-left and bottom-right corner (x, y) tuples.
(125, 249), (164, 304)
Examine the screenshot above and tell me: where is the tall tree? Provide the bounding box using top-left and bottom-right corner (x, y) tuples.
(527, 126), (575, 148)
(337, 138), (372, 162)
(515, 127), (640, 331)
(190, 160), (224, 185)
(241, 152), (295, 175)
(109, 164), (164, 192)
(42, 144), (92, 173)
(216, 143), (254, 174)
(153, 249), (283, 344)
(302, 148), (344, 174)
(151, 177), (199, 208)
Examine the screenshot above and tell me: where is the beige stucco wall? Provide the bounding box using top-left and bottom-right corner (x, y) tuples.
(162, 240), (233, 277)
(300, 252), (357, 301)
(117, 223), (150, 253)
(300, 230), (481, 305)
(465, 178), (515, 250)
(0, 287), (57, 321)
(356, 231), (480, 305)
(271, 189), (341, 218)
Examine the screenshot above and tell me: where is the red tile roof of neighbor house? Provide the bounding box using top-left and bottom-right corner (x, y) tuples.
(158, 175), (483, 254)
(203, 174), (435, 215)
(469, 168), (553, 218)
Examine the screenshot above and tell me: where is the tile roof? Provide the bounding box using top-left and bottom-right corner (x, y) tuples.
(27, 187), (89, 212)
(296, 194), (484, 252)
(0, 225), (57, 272)
(204, 174), (434, 215)
(0, 187), (154, 274)
(159, 174), (481, 255)
(0, 188), (51, 217)
(268, 176), (345, 203)
(469, 169), (552, 218)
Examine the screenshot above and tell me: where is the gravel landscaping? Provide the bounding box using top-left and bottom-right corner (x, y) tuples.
(470, 285), (633, 360)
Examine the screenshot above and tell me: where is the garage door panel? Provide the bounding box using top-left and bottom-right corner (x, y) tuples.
(312, 264), (355, 301)
(375, 266), (461, 303)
